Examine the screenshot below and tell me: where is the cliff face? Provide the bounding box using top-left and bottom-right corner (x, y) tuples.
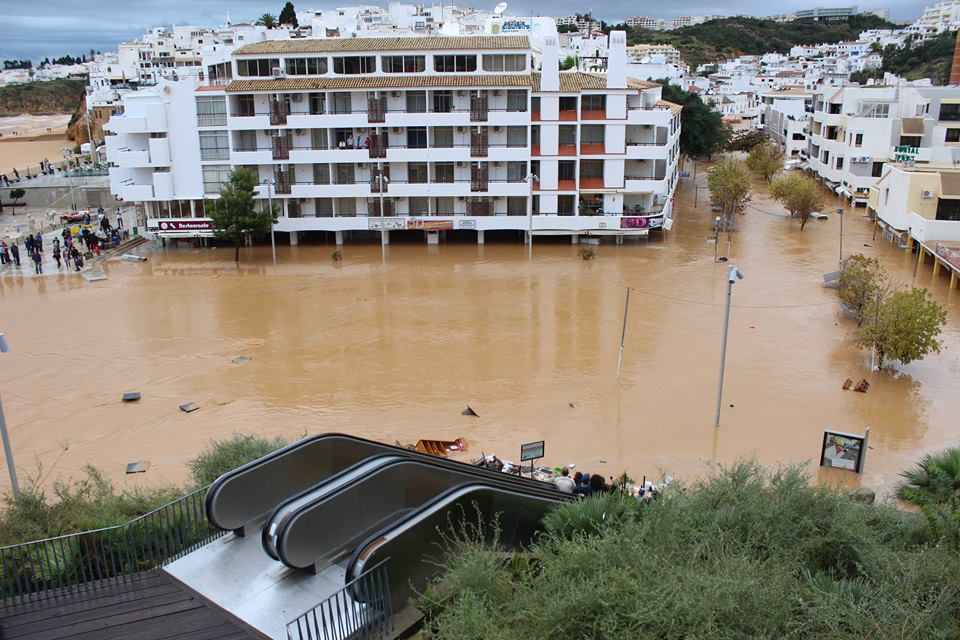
(0, 78), (86, 117)
(66, 97), (112, 143)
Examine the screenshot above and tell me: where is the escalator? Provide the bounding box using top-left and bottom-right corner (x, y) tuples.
(264, 455), (570, 571)
(346, 483), (566, 615)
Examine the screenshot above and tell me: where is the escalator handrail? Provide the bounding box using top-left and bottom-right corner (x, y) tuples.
(268, 456), (566, 569)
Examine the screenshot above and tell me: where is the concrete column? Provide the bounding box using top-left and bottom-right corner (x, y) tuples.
(383, 230), (390, 245)
(289, 231), (299, 246)
(918, 248), (925, 266)
(571, 235), (579, 244)
(950, 271), (957, 289)
(335, 230), (344, 245)
(906, 236), (914, 250)
(477, 230), (485, 245)
(933, 259), (941, 277)
(426, 231), (439, 245)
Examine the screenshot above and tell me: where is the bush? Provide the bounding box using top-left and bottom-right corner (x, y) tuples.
(187, 433), (288, 487)
(420, 461), (960, 639)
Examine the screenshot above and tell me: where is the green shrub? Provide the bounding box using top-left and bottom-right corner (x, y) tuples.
(187, 433), (288, 487)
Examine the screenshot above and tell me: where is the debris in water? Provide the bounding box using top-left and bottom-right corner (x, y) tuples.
(179, 402), (200, 413)
(120, 254), (147, 262)
(85, 273), (108, 282)
(232, 355), (250, 364)
(122, 392), (141, 402)
(599, 459), (607, 464)
(854, 379), (870, 393)
(842, 378), (854, 390)
(461, 405), (479, 417)
(569, 402), (577, 408)
(125, 462), (146, 474)
(863, 244), (872, 248)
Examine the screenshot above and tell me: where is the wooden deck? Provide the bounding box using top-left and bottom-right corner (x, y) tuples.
(0, 570), (262, 640)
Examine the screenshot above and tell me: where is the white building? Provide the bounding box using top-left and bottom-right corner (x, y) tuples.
(915, 1), (960, 33)
(104, 32), (682, 244)
(760, 88), (814, 158)
(625, 16), (668, 30)
(805, 85), (960, 206)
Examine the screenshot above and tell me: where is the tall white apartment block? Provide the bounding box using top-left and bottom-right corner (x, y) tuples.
(760, 88), (813, 159)
(104, 33), (681, 242)
(805, 86), (960, 205)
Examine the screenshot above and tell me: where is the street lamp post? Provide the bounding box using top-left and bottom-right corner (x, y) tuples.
(376, 161), (389, 262)
(525, 173), (538, 260)
(262, 178), (276, 265)
(0, 332), (18, 496)
(837, 207), (845, 269)
(714, 216), (721, 263)
(715, 266), (744, 427)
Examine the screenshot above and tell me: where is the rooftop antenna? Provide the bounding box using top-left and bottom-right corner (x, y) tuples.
(493, 1), (508, 17)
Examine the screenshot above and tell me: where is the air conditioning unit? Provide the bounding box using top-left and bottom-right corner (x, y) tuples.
(291, 94), (302, 102)
(456, 161), (464, 167)
(271, 68), (285, 78)
(921, 188), (935, 198)
(264, 130), (272, 135)
(295, 129), (303, 135)
(456, 90), (467, 96)
(391, 91), (401, 97)
(458, 196), (466, 201)
(357, 163), (365, 168)
(494, 126), (501, 132)
(493, 161), (503, 166)
(457, 126), (465, 132)
(493, 90), (503, 96)
(392, 127), (401, 133)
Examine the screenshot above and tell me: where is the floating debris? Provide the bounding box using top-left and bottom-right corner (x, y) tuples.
(568, 402), (577, 408)
(85, 273), (108, 282)
(120, 254), (147, 262)
(179, 402), (200, 413)
(125, 462), (146, 474)
(842, 378), (854, 390)
(461, 405), (478, 417)
(232, 355), (250, 365)
(854, 379), (870, 393)
(122, 392), (141, 402)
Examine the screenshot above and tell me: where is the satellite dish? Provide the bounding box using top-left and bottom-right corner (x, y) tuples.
(493, 2), (508, 16)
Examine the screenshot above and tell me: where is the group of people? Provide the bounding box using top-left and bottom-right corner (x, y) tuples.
(0, 158), (57, 186)
(553, 467), (661, 501)
(337, 134), (371, 150)
(0, 231), (47, 274)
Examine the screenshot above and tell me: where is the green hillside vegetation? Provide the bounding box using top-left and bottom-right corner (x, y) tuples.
(621, 16), (898, 69)
(0, 78), (86, 117)
(853, 31), (956, 84)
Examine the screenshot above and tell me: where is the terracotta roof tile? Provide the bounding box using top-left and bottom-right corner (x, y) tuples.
(225, 75), (531, 91)
(530, 72), (658, 93)
(234, 35), (529, 55)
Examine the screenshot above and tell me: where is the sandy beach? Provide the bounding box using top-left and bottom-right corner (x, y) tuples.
(0, 114), (72, 175)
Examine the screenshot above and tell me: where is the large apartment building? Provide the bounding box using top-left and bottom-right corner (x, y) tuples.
(804, 85), (960, 206)
(105, 32), (682, 243)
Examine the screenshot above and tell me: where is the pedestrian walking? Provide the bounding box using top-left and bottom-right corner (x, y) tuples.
(24, 235), (34, 255)
(31, 250), (42, 275)
(0, 242), (7, 265)
(116, 210), (124, 229)
(34, 232), (42, 252)
(53, 245), (62, 269)
(71, 247), (83, 271)
(10, 243), (20, 266)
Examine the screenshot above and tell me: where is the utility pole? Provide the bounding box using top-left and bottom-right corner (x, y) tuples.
(526, 173), (539, 260)
(837, 207), (845, 269)
(616, 287), (631, 380)
(870, 290), (881, 371)
(262, 178), (276, 265)
(0, 332), (18, 497)
(377, 159), (389, 262)
(715, 266), (744, 427)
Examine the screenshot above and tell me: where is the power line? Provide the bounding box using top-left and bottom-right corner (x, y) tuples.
(623, 286), (834, 309)
(746, 203), (790, 218)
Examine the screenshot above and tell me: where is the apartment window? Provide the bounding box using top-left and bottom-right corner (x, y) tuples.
(286, 57), (327, 75)
(406, 91), (427, 113)
(558, 126), (576, 146)
(581, 95), (606, 111)
(334, 164), (356, 184)
(409, 196), (429, 214)
(872, 162), (884, 178)
(236, 94), (255, 117)
(434, 163), (454, 183)
(337, 198), (357, 216)
(407, 127), (427, 149)
(507, 196), (527, 215)
(333, 56), (376, 74)
(559, 96), (578, 112)
(315, 198), (334, 217)
(202, 165), (231, 194)
(835, 157), (844, 170)
(580, 160), (604, 178)
(381, 55), (425, 73)
(936, 198), (960, 221)
(939, 103), (960, 121)
(506, 126), (527, 147)
(309, 93), (325, 114)
(434, 54), (477, 72)
(432, 90), (453, 113)
(331, 92), (352, 114)
(884, 189), (889, 205)
(557, 194), (576, 214)
(313, 164), (330, 185)
(234, 130), (257, 151)
(828, 103), (842, 115)
(434, 196), (455, 215)
(196, 96), (226, 126)
(947, 128), (960, 143)
(581, 125), (605, 145)
(481, 54), (525, 72)
(236, 58), (279, 76)
(854, 133), (863, 147)
(310, 128), (329, 149)
(432, 127), (454, 148)
(408, 162), (428, 183)
(506, 161), (526, 182)
(899, 135), (921, 147)
(497, 91), (524, 114)
(199, 131), (229, 161)
(558, 161), (576, 181)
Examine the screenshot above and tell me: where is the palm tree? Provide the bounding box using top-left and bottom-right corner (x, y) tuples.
(895, 448), (960, 506)
(256, 13), (278, 28)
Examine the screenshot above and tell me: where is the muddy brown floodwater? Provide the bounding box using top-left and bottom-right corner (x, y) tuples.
(0, 169), (958, 498)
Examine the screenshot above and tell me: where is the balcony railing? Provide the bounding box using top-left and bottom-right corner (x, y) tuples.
(197, 113), (227, 127)
(199, 148), (230, 161)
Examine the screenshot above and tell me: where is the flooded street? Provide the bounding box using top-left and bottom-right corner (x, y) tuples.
(0, 168), (958, 496)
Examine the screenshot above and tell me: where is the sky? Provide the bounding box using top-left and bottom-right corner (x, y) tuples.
(0, 0), (934, 61)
